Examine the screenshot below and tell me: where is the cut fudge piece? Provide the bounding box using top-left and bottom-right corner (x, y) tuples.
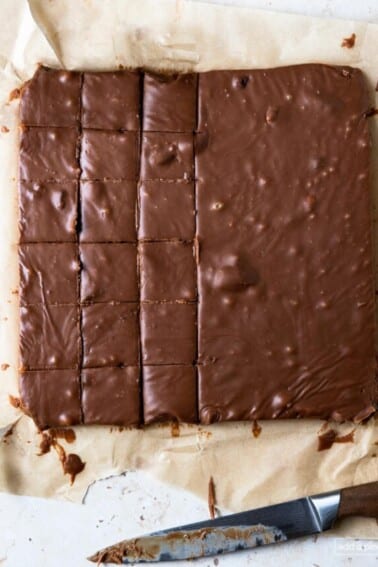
(82, 303), (139, 367)
(143, 73), (197, 132)
(140, 302), (196, 364)
(80, 130), (139, 180)
(80, 180), (137, 242)
(141, 133), (194, 181)
(82, 367), (140, 426)
(20, 66), (81, 127)
(143, 366), (197, 423)
(18, 181), (77, 243)
(19, 127), (80, 181)
(80, 243), (138, 302)
(82, 71), (140, 130)
(139, 181), (195, 240)
(140, 241), (196, 301)
(19, 243), (79, 304)
(20, 304), (80, 370)
(197, 64), (376, 422)
(20, 369), (81, 430)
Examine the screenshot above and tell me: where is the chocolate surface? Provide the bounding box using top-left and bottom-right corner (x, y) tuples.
(140, 241), (196, 301)
(18, 65), (377, 427)
(82, 303), (139, 367)
(20, 66), (81, 127)
(81, 130), (139, 180)
(141, 302), (196, 364)
(197, 65), (376, 422)
(19, 243), (79, 304)
(20, 304), (80, 370)
(19, 127), (80, 181)
(80, 180), (137, 242)
(143, 73), (197, 132)
(139, 181), (195, 240)
(82, 367), (140, 425)
(143, 366), (197, 423)
(20, 370), (81, 430)
(82, 71), (140, 130)
(19, 181), (77, 242)
(80, 243), (138, 302)
(141, 132), (194, 181)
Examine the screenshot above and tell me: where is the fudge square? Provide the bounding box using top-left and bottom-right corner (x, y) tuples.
(197, 65), (376, 423)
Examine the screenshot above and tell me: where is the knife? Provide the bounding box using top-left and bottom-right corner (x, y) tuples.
(89, 481), (378, 564)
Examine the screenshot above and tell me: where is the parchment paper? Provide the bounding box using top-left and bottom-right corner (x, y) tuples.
(0, 0), (377, 539)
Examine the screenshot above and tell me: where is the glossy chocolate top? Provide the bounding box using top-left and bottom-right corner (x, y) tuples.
(197, 65), (376, 423)
(18, 65), (376, 429)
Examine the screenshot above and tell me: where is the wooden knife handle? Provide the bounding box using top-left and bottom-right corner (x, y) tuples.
(337, 482), (378, 519)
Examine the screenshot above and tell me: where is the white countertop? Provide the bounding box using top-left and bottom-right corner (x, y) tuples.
(1, 1), (378, 566)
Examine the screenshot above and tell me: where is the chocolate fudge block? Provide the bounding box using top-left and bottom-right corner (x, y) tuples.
(199, 359), (377, 423)
(143, 73), (197, 132)
(19, 243), (79, 304)
(80, 243), (138, 302)
(82, 303), (139, 367)
(197, 65), (376, 422)
(141, 302), (196, 364)
(82, 367), (140, 425)
(20, 304), (80, 370)
(140, 241), (196, 301)
(20, 66), (81, 127)
(80, 180), (137, 242)
(18, 64), (376, 427)
(20, 370), (81, 430)
(141, 133), (194, 181)
(139, 181), (195, 240)
(18, 181), (77, 243)
(143, 366), (197, 423)
(19, 127), (80, 181)
(81, 130), (139, 180)
(82, 71), (140, 130)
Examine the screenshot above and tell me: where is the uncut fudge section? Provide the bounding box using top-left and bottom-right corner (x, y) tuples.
(197, 65), (376, 423)
(139, 73), (198, 423)
(79, 70), (141, 426)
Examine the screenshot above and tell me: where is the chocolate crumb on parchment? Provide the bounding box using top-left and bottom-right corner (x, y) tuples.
(1, 126), (9, 133)
(364, 107), (378, 118)
(1, 363), (10, 371)
(38, 428), (85, 484)
(208, 476), (217, 520)
(341, 33), (356, 49)
(252, 420), (262, 438)
(8, 88), (20, 102)
(317, 428), (355, 451)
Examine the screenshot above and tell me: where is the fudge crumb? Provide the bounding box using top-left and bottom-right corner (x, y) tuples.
(1, 363), (10, 371)
(364, 107), (378, 118)
(208, 476), (217, 520)
(341, 33), (356, 49)
(8, 88), (20, 102)
(0, 126), (9, 133)
(317, 428), (355, 451)
(9, 395), (21, 409)
(252, 420), (262, 438)
(171, 421), (180, 437)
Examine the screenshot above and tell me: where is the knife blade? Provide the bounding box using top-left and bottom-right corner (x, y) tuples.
(89, 481), (378, 564)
